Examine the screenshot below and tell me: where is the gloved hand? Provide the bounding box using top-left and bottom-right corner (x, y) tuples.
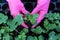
(7, 0), (29, 28)
(31, 0), (50, 28)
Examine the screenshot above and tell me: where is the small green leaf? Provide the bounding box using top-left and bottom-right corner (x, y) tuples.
(48, 31), (57, 40)
(23, 28), (28, 34)
(45, 13), (53, 20)
(27, 36), (34, 40)
(0, 13), (8, 24)
(30, 14), (39, 25)
(7, 14), (24, 31)
(44, 19), (57, 31)
(44, 19), (49, 27)
(49, 31), (55, 36)
(46, 24), (57, 31)
(15, 31), (26, 40)
(12, 14), (24, 26)
(33, 36), (38, 40)
(3, 27), (10, 33)
(3, 33), (11, 40)
(31, 26), (45, 34)
(26, 13), (31, 20)
(38, 35), (44, 40)
(15, 37), (20, 40)
(56, 23), (60, 32)
(27, 36), (38, 40)
(0, 29), (5, 34)
(7, 21), (17, 31)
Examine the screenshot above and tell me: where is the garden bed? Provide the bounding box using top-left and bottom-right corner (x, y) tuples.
(0, 0), (60, 40)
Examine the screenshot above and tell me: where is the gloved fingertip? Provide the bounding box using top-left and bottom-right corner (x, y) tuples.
(24, 26), (29, 29)
(25, 26), (29, 28)
(32, 26), (35, 28)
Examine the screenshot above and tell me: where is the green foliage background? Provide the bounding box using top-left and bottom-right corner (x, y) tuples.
(0, 12), (60, 40)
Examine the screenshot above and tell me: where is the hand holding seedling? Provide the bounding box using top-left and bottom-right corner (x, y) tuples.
(7, 0), (50, 28)
(31, 0), (50, 28)
(7, 0), (29, 28)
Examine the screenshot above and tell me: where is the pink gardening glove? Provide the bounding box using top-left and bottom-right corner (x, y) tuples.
(31, 0), (50, 28)
(6, 0), (28, 28)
